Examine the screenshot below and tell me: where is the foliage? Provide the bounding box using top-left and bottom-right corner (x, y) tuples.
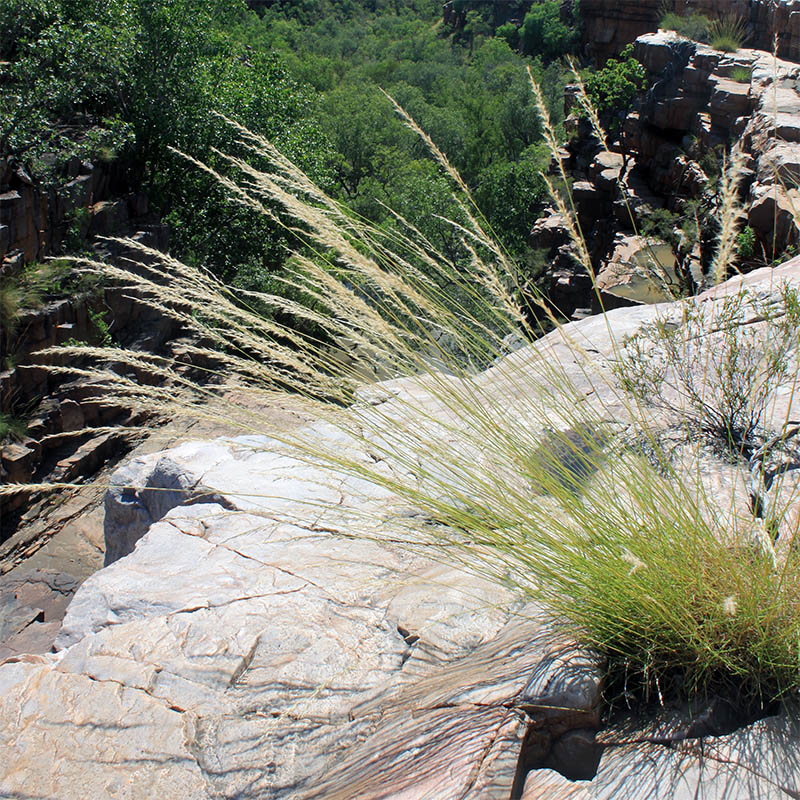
(0, 0), (573, 286)
(659, 11), (710, 41)
(709, 14), (748, 52)
(495, 21), (518, 49)
(613, 286), (800, 455)
(11, 259), (101, 303)
(0, 0), (328, 282)
(0, 259), (81, 333)
(730, 66), (752, 84)
(0, 280), (23, 334)
(0, 412), (27, 442)
(519, 0), (578, 62)
(639, 207), (681, 248)
(583, 44), (647, 123)
(736, 225), (757, 259)
(474, 144), (549, 258)
(657, 10), (747, 52)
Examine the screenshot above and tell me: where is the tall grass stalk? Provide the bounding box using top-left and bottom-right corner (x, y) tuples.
(6, 86), (800, 710)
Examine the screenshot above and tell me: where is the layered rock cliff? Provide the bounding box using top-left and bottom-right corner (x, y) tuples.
(581, 0), (800, 62)
(535, 31), (800, 317)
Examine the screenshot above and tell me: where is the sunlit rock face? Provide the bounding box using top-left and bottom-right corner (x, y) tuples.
(2, 263), (800, 798)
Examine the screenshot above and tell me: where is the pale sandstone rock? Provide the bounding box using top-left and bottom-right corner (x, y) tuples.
(596, 234), (677, 304)
(588, 708), (800, 799)
(3, 268), (800, 798)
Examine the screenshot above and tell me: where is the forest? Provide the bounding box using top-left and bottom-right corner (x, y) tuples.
(0, 0), (585, 292)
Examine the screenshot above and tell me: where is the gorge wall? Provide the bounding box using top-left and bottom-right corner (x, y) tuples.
(581, 0), (800, 62)
(534, 31), (800, 317)
(0, 156), (175, 536)
(442, 0), (800, 63)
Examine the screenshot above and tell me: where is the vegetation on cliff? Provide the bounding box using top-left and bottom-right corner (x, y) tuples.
(19, 81), (800, 714)
(0, 0), (576, 289)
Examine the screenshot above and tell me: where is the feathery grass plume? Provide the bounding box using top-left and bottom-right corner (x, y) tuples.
(709, 148), (747, 286)
(15, 98), (800, 712)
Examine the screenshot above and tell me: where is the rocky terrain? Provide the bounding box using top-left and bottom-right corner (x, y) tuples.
(0, 151), (177, 535)
(535, 30), (800, 317)
(0, 160), (227, 553)
(1, 261), (799, 799)
(4, 10), (800, 796)
(442, 0), (800, 63)
(579, 0), (800, 62)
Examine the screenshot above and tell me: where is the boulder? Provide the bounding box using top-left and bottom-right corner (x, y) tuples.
(530, 209), (571, 251)
(747, 183), (800, 254)
(0, 569), (80, 660)
(709, 78), (752, 131)
(4, 442), (603, 799)
(758, 140), (800, 187)
(3, 267), (800, 798)
(0, 442), (35, 483)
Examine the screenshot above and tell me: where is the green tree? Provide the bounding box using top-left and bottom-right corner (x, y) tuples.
(584, 44), (647, 123)
(475, 144), (549, 259)
(520, 1), (576, 62)
(321, 85), (401, 198)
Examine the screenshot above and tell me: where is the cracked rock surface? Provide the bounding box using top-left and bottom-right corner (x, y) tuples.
(3, 265), (800, 798)
(1, 438), (600, 799)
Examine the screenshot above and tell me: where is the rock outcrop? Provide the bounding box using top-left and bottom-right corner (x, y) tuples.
(535, 31), (800, 317)
(0, 156), (155, 270)
(2, 261), (799, 798)
(580, 0), (800, 63)
(0, 147), (176, 536)
(0, 231), (175, 529)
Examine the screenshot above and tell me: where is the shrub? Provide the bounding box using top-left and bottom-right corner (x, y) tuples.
(0, 412), (27, 442)
(583, 44), (647, 124)
(736, 225), (757, 259)
(495, 21), (518, 50)
(659, 11), (710, 42)
(613, 285), (800, 457)
(0, 280), (23, 335)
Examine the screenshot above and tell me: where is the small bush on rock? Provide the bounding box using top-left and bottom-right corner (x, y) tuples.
(730, 66), (752, 84)
(708, 14), (748, 52)
(583, 45), (647, 126)
(613, 286), (800, 457)
(659, 11), (711, 42)
(736, 224), (757, 258)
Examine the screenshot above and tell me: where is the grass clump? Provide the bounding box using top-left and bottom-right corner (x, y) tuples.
(708, 14), (748, 53)
(730, 66), (752, 83)
(659, 11), (748, 52)
(0, 258), (100, 324)
(9, 85), (800, 715)
(0, 412), (27, 442)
